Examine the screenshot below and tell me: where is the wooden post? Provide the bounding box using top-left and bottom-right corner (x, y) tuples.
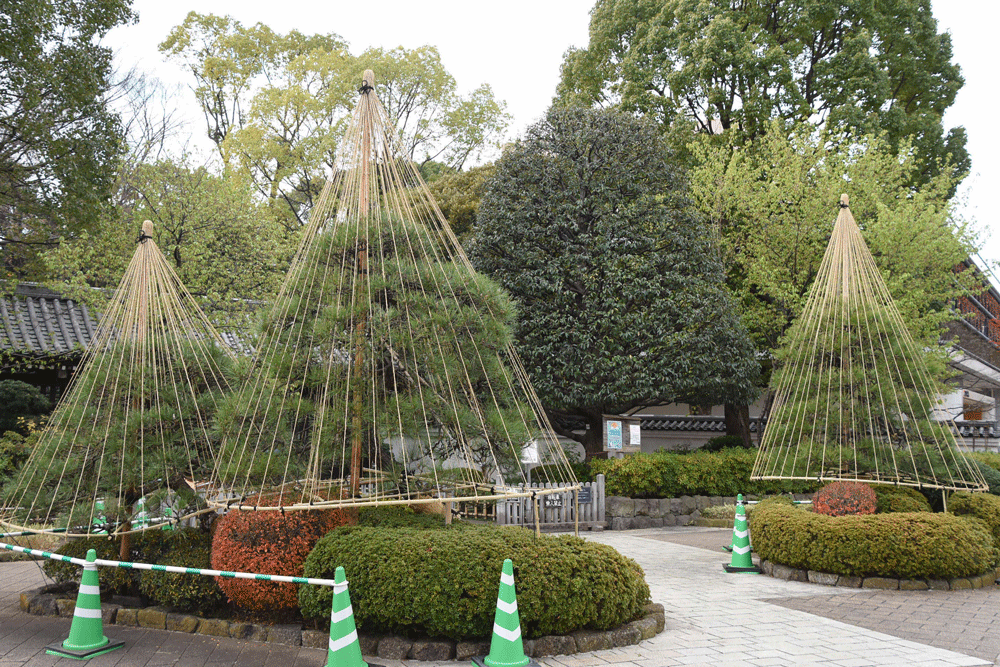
(533, 494), (541, 538)
(574, 488), (580, 537)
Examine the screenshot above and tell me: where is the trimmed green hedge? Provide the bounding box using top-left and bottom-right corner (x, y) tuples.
(139, 545), (226, 612)
(299, 525), (649, 641)
(949, 491), (1000, 552)
(752, 502), (996, 579)
(871, 485), (931, 513)
(590, 448), (816, 498)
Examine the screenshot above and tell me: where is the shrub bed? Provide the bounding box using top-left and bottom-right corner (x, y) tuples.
(590, 448), (816, 498)
(299, 525), (649, 641)
(752, 502), (996, 580)
(949, 491), (1000, 553)
(43, 528), (213, 596)
(139, 544), (226, 612)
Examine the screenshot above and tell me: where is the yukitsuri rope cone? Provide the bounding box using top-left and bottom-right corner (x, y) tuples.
(0, 221), (237, 537)
(205, 70), (577, 513)
(751, 195), (986, 492)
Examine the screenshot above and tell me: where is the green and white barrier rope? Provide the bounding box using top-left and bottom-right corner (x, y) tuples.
(0, 540), (338, 588)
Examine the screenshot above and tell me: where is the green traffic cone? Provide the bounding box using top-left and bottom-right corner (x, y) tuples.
(46, 549), (124, 659)
(724, 494), (760, 573)
(324, 567), (373, 667)
(92, 500), (107, 535)
(473, 559), (538, 667)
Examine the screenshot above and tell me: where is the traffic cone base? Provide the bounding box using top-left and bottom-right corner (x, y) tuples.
(45, 639), (125, 660)
(472, 656), (540, 667)
(45, 548), (124, 659)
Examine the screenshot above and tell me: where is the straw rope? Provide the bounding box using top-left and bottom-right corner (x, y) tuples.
(0, 222), (238, 536)
(751, 195), (987, 491)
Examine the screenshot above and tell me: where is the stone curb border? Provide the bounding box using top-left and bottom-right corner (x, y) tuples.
(761, 560), (1000, 591)
(21, 587), (664, 661)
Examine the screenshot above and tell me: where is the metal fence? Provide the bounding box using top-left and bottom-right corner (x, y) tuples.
(496, 474), (605, 531)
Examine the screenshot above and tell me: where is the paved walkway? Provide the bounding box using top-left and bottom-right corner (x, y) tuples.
(1, 527), (996, 666)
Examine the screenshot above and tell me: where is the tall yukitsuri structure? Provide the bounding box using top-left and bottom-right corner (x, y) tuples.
(751, 195), (985, 492)
(207, 71), (577, 512)
(0, 221), (237, 537)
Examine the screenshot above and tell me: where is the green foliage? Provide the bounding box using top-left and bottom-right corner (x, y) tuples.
(590, 449), (816, 498)
(0, 431), (38, 479)
(213, 212), (532, 489)
(698, 435), (750, 453)
(0, 0), (134, 280)
(558, 0), (968, 185)
(45, 157), (293, 311)
(752, 502), (996, 579)
(0, 381), (51, 434)
(43, 529), (214, 597)
(471, 107), (758, 456)
(357, 505), (446, 530)
(972, 461), (1000, 495)
(299, 526), (649, 640)
(948, 491), (1000, 553)
(424, 163), (496, 240)
(690, 124), (974, 356)
(812, 482), (877, 517)
(871, 485), (932, 514)
(160, 14), (509, 228)
(139, 546), (226, 612)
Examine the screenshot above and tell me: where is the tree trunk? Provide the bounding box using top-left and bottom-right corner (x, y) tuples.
(724, 402), (753, 447)
(582, 412), (606, 460)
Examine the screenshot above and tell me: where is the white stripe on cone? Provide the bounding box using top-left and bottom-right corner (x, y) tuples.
(73, 607), (102, 619)
(732, 544), (751, 555)
(330, 604), (354, 624)
(496, 598), (517, 614)
(328, 629), (359, 653)
(733, 528), (749, 539)
(79, 584), (101, 596)
(500, 572), (515, 586)
(492, 622), (521, 642)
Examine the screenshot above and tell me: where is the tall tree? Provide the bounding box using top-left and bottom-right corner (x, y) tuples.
(160, 14), (509, 228)
(557, 0), (968, 185)
(689, 123), (979, 381)
(44, 156), (291, 317)
(0, 0), (135, 280)
(470, 107), (759, 457)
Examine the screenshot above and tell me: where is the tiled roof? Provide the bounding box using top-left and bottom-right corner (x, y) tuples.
(0, 284), (96, 356)
(638, 415), (761, 432)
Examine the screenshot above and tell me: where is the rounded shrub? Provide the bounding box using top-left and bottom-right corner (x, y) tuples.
(210, 495), (351, 612)
(698, 435), (751, 452)
(299, 525), (649, 641)
(972, 461), (1000, 495)
(949, 491), (1000, 557)
(752, 502), (995, 579)
(813, 481), (876, 517)
(139, 545), (226, 612)
(871, 485), (931, 514)
(358, 505), (446, 529)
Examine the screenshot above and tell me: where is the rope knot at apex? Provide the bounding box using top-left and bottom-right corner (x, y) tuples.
(839, 193), (850, 208)
(137, 220), (154, 244)
(359, 69), (375, 94)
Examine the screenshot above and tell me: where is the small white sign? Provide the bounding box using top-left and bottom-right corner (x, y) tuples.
(629, 424), (641, 448)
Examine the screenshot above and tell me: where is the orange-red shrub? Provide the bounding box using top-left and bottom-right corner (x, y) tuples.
(813, 482), (877, 517)
(210, 494), (351, 611)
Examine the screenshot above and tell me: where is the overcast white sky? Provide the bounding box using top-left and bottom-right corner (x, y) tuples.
(104, 0), (1000, 269)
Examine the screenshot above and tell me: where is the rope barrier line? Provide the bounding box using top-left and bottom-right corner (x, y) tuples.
(0, 540), (338, 588)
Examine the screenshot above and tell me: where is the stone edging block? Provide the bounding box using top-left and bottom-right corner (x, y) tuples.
(762, 560), (1000, 591)
(22, 593), (666, 661)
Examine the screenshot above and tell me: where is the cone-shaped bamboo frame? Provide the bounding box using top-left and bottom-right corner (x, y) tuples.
(751, 195), (986, 492)
(0, 221), (237, 536)
(205, 71), (577, 512)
